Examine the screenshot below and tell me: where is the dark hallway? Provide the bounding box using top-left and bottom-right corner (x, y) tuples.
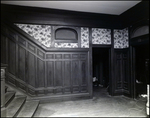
(92, 48), (110, 95)
(135, 44), (149, 97)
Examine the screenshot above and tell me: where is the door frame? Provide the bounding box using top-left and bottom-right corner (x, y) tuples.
(91, 45), (112, 95)
(130, 44), (149, 99)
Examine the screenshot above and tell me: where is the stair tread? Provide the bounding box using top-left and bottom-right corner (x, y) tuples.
(6, 96), (26, 117)
(5, 91), (15, 105)
(17, 100), (39, 117)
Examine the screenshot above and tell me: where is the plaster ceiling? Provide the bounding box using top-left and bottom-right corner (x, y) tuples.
(1, 1), (141, 15)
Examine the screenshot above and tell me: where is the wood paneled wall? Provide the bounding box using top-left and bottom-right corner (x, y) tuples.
(1, 23), (91, 101)
(114, 49), (130, 96)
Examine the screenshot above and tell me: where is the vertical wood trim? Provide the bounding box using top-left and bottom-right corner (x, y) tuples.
(131, 47), (136, 99)
(53, 60), (55, 87)
(108, 48), (111, 94)
(35, 47), (37, 88)
(6, 28), (9, 65)
(132, 47), (136, 98)
(78, 28), (81, 48)
(127, 27), (131, 96)
(45, 54), (47, 89)
(69, 61), (72, 92)
(121, 53), (123, 89)
(51, 26), (55, 48)
(89, 27), (93, 97)
(15, 35), (18, 77)
(79, 60), (81, 92)
(26, 43), (29, 84)
(62, 60), (64, 94)
(110, 28), (114, 96)
(129, 26), (134, 98)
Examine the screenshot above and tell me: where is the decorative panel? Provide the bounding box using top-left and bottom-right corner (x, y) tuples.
(47, 61), (54, 87)
(116, 57), (122, 89)
(131, 25), (149, 38)
(55, 28), (77, 40)
(18, 36), (26, 46)
(15, 24), (51, 47)
(92, 28), (111, 44)
(64, 61), (71, 87)
(28, 43), (36, 53)
(4, 22), (91, 100)
(122, 51), (130, 92)
(1, 34), (7, 64)
(18, 46), (26, 81)
(72, 54), (79, 59)
(114, 28), (129, 49)
(81, 27), (89, 48)
(54, 43), (78, 48)
(37, 58), (45, 87)
(55, 54), (62, 59)
(46, 54), (54, 59)
(114, 49), (130, 96)
(8, 40), (16, 75)
(55, 61), (63, 86)
(81, 61), (87, 85)
(64, 54), (71, 59)
(37, 49), (44, 59)
(122, 58), (128, 90)
(28, 52), (36, 87)
(72, 61), (79, 86)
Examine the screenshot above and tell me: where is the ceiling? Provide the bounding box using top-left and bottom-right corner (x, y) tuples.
(1, 1), (141, 15)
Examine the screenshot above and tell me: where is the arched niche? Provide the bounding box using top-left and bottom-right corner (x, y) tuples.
(131, 25), (149, 39)
(54, 27), (78, 43)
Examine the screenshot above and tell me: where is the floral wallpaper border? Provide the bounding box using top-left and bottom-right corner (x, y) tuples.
(92, 28), (111, 44)
(114, 28), (129, 49)
(15, 24), (51, 47)
(81, 27), (89, 48)
(15, 23), (129, 49)
(54, 43), (78, 48)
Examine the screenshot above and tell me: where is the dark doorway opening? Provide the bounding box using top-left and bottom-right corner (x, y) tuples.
(135, 44), (149, 97)
(92, 47), (110, 95)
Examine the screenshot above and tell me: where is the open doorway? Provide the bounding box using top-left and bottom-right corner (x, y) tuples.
(92, 47), (110, 96)
(135, 44), (149, 98)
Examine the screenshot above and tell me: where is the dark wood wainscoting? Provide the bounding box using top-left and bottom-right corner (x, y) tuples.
(114, 49), (131, 97)
(1, 23), (91, 102)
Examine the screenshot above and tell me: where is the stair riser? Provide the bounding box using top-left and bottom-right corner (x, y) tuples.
(32, 103), (39, 117)
(17, 101), (39, 117)
(7, 97), (26, 117)
(5, 93), (15, 107)
(14, 98), (26, 117)
(5, 85), (40, 118)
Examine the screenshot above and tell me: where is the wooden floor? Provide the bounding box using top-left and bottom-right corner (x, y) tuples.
(33, 86), (148, 117)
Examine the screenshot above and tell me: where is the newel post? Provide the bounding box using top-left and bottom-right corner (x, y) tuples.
(1, 64), (7, 117)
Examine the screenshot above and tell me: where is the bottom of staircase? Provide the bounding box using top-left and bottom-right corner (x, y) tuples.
(1, 85), (40, 117)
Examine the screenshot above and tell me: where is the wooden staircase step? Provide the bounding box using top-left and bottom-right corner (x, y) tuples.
(5, 91), (15, 107)
(6, 95), (26, 117)
(17, 100), (39, 117)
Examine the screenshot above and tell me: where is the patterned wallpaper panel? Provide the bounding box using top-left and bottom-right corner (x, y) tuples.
(92, 28), (111, 44)
(54, 43), (78, 48)
(81, 27), (89, 48)
(114, 28), (129, 49)
(15, 24), (51, 47)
